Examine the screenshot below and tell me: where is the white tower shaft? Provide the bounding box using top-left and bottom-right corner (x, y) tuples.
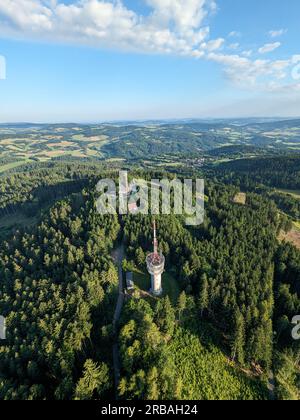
(151, 273), (162, 296)
(146, 220), (165, 296)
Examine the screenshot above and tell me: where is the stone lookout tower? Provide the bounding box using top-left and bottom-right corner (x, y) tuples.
(146, 220), (165, 296)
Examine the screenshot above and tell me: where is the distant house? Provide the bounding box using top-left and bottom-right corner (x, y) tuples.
(126, 272), (135, 291)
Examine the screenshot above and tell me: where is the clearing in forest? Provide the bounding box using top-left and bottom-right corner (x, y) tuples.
(131, 269), (180, 305)
(275, 189), (300, 199)
(278, 223), (300, 250)
(233, 192), (247, 205)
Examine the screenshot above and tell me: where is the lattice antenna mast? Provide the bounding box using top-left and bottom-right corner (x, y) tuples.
(153, 219), (158, 255)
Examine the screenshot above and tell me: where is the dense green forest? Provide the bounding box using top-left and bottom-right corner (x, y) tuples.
(0, 161), (299, 400)
(118, 181), (299, 400)
(215, 156), (300, 220)
(218, 156), (300, 190)
(0, 179), (120, 399)
(118, 296), (268, 400)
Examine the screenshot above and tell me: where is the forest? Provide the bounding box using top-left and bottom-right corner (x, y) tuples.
(218, 156), (300, 190)
(0, 160), (299, 400)
(0, 172), (120, 399)
(118, 180), (299, 399)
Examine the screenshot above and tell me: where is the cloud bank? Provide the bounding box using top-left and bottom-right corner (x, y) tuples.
(0, 0), (220, 56)
(0, 0), (299, 92)
(269, 29), (287, 38)
(258, 42), (281, 54)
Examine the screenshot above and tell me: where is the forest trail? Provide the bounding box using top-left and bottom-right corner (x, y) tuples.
(112, 242), (125, 399)
(267, 371), (276, 400)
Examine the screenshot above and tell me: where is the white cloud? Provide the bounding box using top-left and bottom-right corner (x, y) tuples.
(241, 50), (252, 57)
(146, 0), (210, 31)
(0, 0), (297, 94)
(0, 0), (221, 57)
(258, 42), (281, 54)
(207, 51), (298, 92)
(269, 29), (287, 38)
(228, 42), (239, 50)
(0, 0), (53, 30)
(201, 37), (224, 52)
(228, 31), (240, 38)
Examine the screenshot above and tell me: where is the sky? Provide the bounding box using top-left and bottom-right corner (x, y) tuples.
(0, 0), (300, 122)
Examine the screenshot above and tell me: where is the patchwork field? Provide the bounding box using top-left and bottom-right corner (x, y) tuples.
(0, 125), (114, 165)
(1, 119), (300, 172)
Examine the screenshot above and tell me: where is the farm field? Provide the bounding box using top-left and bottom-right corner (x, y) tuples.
(1, 119), (300, 169)
(0, 126), (114, 165)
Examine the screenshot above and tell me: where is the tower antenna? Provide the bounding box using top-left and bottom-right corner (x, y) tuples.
(153, 219), (158, 255)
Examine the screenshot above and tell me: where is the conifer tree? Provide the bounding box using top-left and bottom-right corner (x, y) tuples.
(231, 309), (245, 365)
(199, 274), (209, 317)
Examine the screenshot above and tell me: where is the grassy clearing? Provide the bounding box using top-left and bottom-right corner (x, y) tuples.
(276, 189), (300, 199)
(0, 212), (38, 239)
(278, 224), (300, 250)
(0, 160), (29, 173)
(132, 268), (180, 305)
(162, 272), (181, 305)
(48, 141), (75, 148)
(293, 220), (300, 230)
(0, 212), (38, 229)
(72, 134), (109, 142)
(233, 192), (247, 205)
(106, 158), (126, 162)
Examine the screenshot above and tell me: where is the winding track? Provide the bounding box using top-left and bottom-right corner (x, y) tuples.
(112, 243), (125, 399)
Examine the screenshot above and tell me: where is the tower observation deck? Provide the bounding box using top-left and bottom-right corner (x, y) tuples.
(146, 220), (165, 296)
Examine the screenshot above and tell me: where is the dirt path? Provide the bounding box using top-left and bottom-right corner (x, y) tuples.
(112, 242), (125, 399)
(267, 371), (276, 400)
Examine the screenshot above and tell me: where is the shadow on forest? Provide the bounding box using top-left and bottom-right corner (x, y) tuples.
(0, 179), (88, 219)
(180, 315), (270, 400)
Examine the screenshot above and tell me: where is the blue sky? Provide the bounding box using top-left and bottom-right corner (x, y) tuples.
(0, 0), (299, 122)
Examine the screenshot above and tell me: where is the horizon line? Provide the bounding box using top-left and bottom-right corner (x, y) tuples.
(1, 116), (300, 125)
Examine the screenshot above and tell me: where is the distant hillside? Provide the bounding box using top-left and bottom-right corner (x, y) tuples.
(1, 118), (300, 163)
(245, 119), (300, 130)
(217, 156), (300, 189)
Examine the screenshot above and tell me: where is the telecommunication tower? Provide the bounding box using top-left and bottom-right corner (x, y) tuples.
(146, 220), (165, 296)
